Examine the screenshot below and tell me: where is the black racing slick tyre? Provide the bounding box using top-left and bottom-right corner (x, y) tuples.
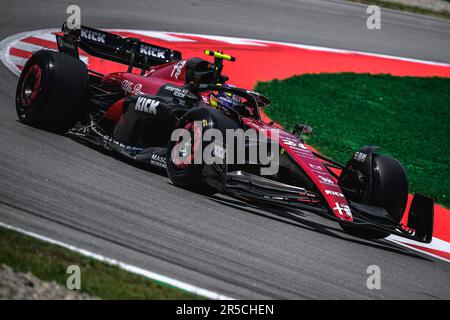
(340, 154), (408, 239)
(166, 120), (217, 195)
(16, 50), (88, 133)
(166, 107), (240, 194)
(167, 120), (205, 188)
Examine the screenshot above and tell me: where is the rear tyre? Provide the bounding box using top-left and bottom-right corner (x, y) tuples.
(16, 50), (88, 133)
(340, 153), (408, 239)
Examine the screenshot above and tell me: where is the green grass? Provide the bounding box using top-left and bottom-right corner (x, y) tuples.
(256, 73), (450, 207)
(0, 227), (201, 299)
(348, 0), (450, 20)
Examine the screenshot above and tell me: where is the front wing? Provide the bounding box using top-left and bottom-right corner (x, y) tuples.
(202, 165), (434, 244)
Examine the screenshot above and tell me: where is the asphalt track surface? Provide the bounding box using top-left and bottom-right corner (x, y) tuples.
(0, 0), (449, 299)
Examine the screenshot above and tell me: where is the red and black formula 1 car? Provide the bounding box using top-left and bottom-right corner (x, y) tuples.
(16, 24), (434, 243)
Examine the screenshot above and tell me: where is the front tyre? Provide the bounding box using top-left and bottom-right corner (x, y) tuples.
(16, 50), (88, 133)
(340, 153), (408, 239)
(167, 121), (205, 188)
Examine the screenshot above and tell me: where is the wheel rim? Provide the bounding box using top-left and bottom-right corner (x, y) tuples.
(18, 64), (42, 116)
(170, 122), (202, 171)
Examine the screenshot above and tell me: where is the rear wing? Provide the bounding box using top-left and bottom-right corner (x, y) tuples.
(56, 23), (182, 72)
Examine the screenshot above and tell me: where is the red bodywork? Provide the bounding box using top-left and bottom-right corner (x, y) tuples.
(102, 61), (185, 122)
(242, 118), (352, 222)
(99, 59), (352, 222)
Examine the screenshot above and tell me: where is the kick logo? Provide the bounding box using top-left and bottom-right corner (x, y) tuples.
(140, 45), (166, 59)
(135, 97), (159, 115)
(81, 29), (105, 43)
(325, 190), (345, 197)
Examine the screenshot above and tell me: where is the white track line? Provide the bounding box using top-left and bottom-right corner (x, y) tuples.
(177, 34), (267, 46)
(7, 55), (27, 67)
(0, 29), (58, 76)
(32, 31), (59, 42)
(124, 30), (195, 42)
(387, 238), (450, 263)
(168, 31), (450, 66)
(2, 28), (450, 78)
(388, 234), (450, 252)
(387, 234), (450, 263)
(0, 221), (233, 300)
(12, 40), (43, 52)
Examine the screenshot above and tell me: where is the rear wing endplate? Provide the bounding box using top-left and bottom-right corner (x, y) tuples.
(56, 23), (182, 72)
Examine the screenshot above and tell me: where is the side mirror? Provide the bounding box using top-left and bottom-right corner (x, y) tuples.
(293, 123), (313, 140)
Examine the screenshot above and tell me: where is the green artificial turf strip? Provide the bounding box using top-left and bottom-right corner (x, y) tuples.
(0, 227), (201, 299)
(256, 73), (450, 207)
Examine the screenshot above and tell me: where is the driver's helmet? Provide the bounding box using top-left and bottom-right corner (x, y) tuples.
(209, 84), (242, 110)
